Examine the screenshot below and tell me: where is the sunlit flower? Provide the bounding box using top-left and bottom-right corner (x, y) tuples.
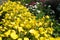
(17, 38), (22, 40)
(45, 15), (50, 19)
(49, 37), (55, 40)
(4, 30), (11, 37)
(24, 37), (29, 40)
(10, 30), (18, 39)
(18, 27), (24, 32)
(0, 37), (2, 40)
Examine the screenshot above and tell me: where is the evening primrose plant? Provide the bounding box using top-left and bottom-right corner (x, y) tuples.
(0, 0), (60, 40)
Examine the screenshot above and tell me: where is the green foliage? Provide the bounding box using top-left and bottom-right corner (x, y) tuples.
(10, 0), (32, 5)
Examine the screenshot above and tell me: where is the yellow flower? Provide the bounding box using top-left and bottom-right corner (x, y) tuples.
(17, 38), (22, 40)
(29, 29), (39, 38)
(18, 27), (24, 32)
(4, 30), (11, 37)
(13, 25), (19, 29)
(0, 34), (5, 37)
(0, 37), (2, 40)
(0, 0), (58, 40)
(46, 27), (54, 34)
(0, 11), (3, 16)
(44, 22), (48, 27)
(56, 37), (60, 40)
(4, 27), (7, 30)
(49, 37), (55, 40)
(10, 31), (18, 39)
(39, 27), (44, 34)
(45, 15), (50, 19)
(38, 22), (43, 26)
(24, 37), (29, 40)
(20, 24), (24, 27)
(26, 24), (31, 29)
(39, 37), (46, 40)
(43, 33), (49, 37)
